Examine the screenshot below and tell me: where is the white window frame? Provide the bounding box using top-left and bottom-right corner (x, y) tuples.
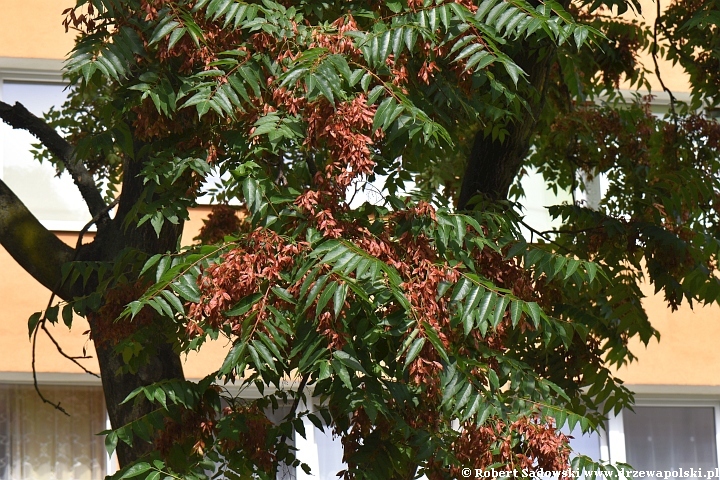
(606, 385), (720, 470)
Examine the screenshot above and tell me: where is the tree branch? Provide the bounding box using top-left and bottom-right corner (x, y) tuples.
(0, 100), (109, 222)
(0, 179), (76, 300)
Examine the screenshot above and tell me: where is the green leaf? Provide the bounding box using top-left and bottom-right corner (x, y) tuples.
(503, 61), (523, 85)
(461, 285), (484, 336)
(167, 26), (186, 50)
(334, 350), (367, 375)
(574, 25), (589, 48)
(491, 296), (509, 328)
(525, 302), (543, 328)
(316, 281), (338, 317)
(450, 277), (472, 303)
(565, 258), (581, 279)
(220, 342), (246, 375)
(62, 304), (74, 328)
(45, 305), (59, 325)
(149, 19), (180, 45)
(172, 281), (201, 304)
(251, 340), (277, 372)
(453, 382), (473, 413)
(120, 462), (152, 479)
(271, 286), (296, 304)
(280, 67), (308, 88)
(510, 300), (523, 327)
(586, 262), (598, 283)
(310, 73), (334, 104)
(105, 431), (119, 456)
(454, 43), (484, 63)
(475, 0), (498, 22)
(476, 290), (497, 324)
(225, 292), (262, 316)
(154, 388), (167, 410)
(160, 290), (185, 315)
(372, 96), (395, 132)
(465, 50), (493, 72)
(422, 321), (449, 362)
(387, 0), (402, 13)
(404, 336), (426, 368)
(332, 359), (353, 389)
(155, 256), (170, 283)
(333, 283), (348, 318)
(139, 253), (163, 277)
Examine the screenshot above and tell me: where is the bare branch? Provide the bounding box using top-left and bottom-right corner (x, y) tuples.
(0, 100), (109, 221)
(0, 179), (76, 300)
(41, 322), (100, 378)
(652, 0), (677, 116)
(32, 325), (70, 416)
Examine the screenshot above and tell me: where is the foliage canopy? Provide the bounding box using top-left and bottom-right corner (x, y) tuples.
(3, 0), (720, 479)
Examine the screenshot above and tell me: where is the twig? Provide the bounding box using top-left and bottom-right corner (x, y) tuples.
(32, 321), (70, 416)
(41, 322), (100, 377)
(652, 0), (678, 117)
(278, 373), (311, 446)
(519, 219), (581, 257)
(75, 196), (120, 251)
(538, 225), (604, 236)
(30, 195), (120, 413)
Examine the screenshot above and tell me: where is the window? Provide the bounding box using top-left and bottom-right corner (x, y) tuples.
(607, 398), (720, 475)
(622, 406), (718, 477)
(567, 426), (604, 460)
(294, 413), (345, 480)
(0, 384), (108, 480)
(0, 76), (91, 231)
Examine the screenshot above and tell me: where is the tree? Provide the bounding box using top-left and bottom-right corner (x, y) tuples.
(1, 0), (719, 478)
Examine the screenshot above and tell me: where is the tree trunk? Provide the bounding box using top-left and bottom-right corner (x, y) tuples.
(77, 156), (188, 467)
(457, 40), (559, 208)
(89, 311), (185, 466)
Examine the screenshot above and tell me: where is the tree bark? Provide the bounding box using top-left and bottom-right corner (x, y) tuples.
(457, 41), (559, 208)
(89, 312), (185, 465)
(77, 153), (186, 466)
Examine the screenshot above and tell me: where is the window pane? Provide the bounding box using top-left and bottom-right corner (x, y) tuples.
(0, 384), (107, 480)
(568, 428), (602, 459)
(315, 428), (345, 480)
(624, 406), (717, 477)
(265, 404), (296, 480)
(0, 81), (90, 226)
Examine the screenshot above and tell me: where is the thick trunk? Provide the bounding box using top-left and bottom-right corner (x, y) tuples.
(77, 156), (187, 467)
(89, 312), (185, 465)
(457, 43), (558, 208)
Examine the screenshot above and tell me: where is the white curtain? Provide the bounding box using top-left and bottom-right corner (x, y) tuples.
(0, 384), (107, 480)
(624, 406), (717, 478)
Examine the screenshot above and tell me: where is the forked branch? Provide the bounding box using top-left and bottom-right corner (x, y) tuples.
(0, 179), (76, 299)
(0, 100), (109, 221)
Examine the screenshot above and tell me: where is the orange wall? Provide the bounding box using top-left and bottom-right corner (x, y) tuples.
(0, 0), (76, 60)
(618, 284), (720, 386)
(0, 207), (229, 380)
(625, 0), (691, 94)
